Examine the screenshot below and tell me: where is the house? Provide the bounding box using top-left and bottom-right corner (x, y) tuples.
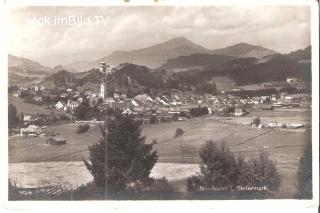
(267, 122), (284, 128)
(105, 97), (115, 104)
(20, 125), (41, 136)
(55, 101), (65, 109)
(114, 93), (120, 99)
(271, 94), (278, 102)
(78, 97), (84, 103)
(286, 123), (304, 129)
(33, 96), (43, 103)
(160, 99), (169, 106)
(131, 99), (139, 107)
(67, 99), (80, 110)
(234, 108), (246, 116)
(122, 107), (133, 115)
(32, 85), (39, 91)
(287, 77), (298, 84)
(261, 104), (273, 110)
(60, 93), (68, 98)
(134, 94), (149, 102)
(23, 115), (34, 125)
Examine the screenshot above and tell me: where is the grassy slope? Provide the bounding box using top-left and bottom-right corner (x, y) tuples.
(8, 109), (311, 198)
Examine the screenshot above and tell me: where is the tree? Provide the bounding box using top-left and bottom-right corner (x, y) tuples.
(175, 128), (184, 138)
(295, 141), (312, 198)
(8, 104), (18, 133)
(76, 124), (90, 134)
(84, 113), (158, 198)
(74, 100), (91, 120)
(187, 140), (280, 198)
(149, 115), (158, 124)
(252, 117), (261, 126)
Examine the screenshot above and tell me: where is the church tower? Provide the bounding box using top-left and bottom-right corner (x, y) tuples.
(99, 82), (107, 100)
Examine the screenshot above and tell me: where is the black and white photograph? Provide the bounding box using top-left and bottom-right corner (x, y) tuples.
(2, 0), (318, 207)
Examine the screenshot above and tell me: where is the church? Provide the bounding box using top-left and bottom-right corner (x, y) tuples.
(99, 82), (107, 100)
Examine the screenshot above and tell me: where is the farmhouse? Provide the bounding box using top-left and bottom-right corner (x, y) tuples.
(261, 104), (273, 110)
(234, 108), (246, 116)
(67, 99), (80, 110)
(55, 101), (65, 110)
(287, 77), (299, 84)
(20, 125), (41, 136)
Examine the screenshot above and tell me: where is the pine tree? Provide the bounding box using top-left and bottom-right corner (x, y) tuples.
(84, 113), (158, 197)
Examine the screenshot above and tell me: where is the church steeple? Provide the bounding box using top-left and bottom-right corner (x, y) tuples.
(99, 82), (107, 100)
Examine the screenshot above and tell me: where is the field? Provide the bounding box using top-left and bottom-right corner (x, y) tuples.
(9, 96), (53, 115)
(9, 108), (312, 198)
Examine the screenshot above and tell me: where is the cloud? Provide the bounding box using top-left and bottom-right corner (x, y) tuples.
(8, 6), (311, 67)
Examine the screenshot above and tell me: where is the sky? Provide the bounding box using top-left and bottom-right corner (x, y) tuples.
(9, 6), (311, 67)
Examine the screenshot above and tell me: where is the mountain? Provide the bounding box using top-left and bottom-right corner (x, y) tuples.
(287, 46), (311, 62)
(159, 53), (235, 70)
(96, 37), (209, 69)
(52, 65), (65, 73)
(62, 39), (277, 72)
(8, 54), (52, 85)
(63, 60), (95, 73)
(210, 43), (276, 58)
(177, 54), (311, 86)
(8, 54), (51, 74)
(61, 37), (210, 72)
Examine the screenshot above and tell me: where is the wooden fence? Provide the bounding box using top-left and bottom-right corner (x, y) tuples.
(9, 181), (98, 200)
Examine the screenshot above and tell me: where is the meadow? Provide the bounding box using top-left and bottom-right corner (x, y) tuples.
(9, 108), (311, 198)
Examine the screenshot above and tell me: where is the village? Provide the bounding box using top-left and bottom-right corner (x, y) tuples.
(8, 63), (311, 139)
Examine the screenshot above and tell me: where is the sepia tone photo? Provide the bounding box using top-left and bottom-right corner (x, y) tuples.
(7, 5), (314, 201)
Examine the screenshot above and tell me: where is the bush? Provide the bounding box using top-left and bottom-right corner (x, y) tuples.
(126, 178), (177, 200)
(149, 115), (158, 124)
(76, 124), (90, 134)
(190, 107), (209, 117)
(252, 117), (261, 126)
(175, 128), (184, 138)
(187, 140), (281, 198)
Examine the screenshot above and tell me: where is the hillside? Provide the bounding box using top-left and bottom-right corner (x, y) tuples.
(159, 54), (235, 70)
(8, 54), (51, 85)
(287, 46), (311, 62)
(210, 42), (276, 58)
(8, 54), (51, 73)
(178, 54), (311, 86)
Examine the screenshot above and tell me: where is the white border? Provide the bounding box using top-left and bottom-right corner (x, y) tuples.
(0, 0), (318, 212)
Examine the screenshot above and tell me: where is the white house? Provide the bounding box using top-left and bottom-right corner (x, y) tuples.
(105, 97), (115, 104)
(55, 101), (65, 109)
(287, 77), (298, 84)
(20, 125), (41, 136)
(67, 99), (80, 110)
(131, 99), (139, 107)
(234, 108), (246, 116)
(160, 99), (169, 106)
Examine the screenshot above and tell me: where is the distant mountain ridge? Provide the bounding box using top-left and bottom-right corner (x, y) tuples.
(8, 54), (51, 74)
(8, 54), (52, 85)
(63, 38), (277, 72)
